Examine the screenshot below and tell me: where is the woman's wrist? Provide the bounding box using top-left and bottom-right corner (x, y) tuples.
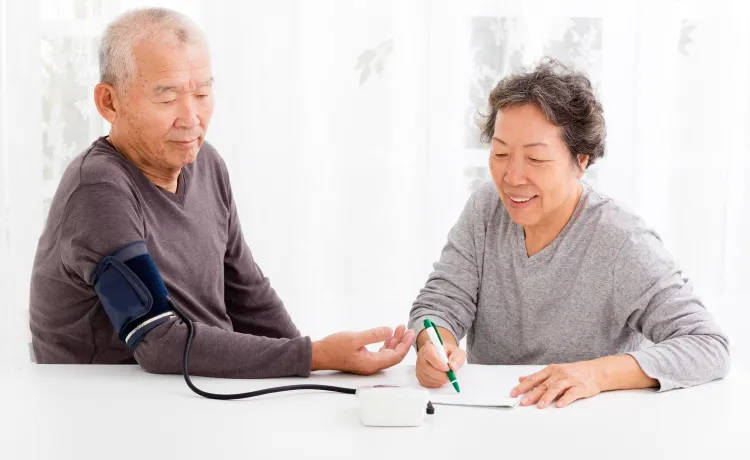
(594, 354), (659, 392)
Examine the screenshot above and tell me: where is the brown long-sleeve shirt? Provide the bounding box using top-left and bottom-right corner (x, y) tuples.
(29, 136), (312, 378)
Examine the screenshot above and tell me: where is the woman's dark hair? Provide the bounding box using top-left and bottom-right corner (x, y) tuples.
(479, 57), (606, 168)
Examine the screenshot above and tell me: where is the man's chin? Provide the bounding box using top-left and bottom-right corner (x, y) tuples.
(168, 144), (201, 166)
(183, 149), (199, 164)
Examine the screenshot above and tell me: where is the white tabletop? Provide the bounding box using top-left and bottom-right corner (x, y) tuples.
(2, 363), (748, 460)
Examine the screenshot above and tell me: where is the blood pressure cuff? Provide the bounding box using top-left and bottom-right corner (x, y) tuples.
(92, 241), (175, 351)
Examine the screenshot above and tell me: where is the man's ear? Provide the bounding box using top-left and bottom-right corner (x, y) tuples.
(94, 83), (120, 124)
(576, 154), (590, 177)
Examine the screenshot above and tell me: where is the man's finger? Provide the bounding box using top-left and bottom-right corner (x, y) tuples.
(393, 324), (405, 341)
(557, 387), (588, 408)
(391, 329), (415, 357)
(387, 325), (406, 349)
(356, 326), (393, 347)
(365, 347), (404, 373)
(363, 330), (416, 374)
(537, 379), (574, 409)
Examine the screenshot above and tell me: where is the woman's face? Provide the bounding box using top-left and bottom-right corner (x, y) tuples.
(489, 103), (588, 230)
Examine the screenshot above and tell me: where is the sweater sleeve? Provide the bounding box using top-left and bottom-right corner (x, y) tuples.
(221, 170), (302, 340)
(408, 190), (483, 344)
(613, 228), (730, 391)
(59, 183), (312, 378)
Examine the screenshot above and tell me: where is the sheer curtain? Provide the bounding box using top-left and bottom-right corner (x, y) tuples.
(1, 0), (748, 370)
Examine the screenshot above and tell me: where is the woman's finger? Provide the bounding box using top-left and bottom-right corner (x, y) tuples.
(520, 381), (550, 406)
(556, 387), (589, 408)
(512, 367), (551, 397)
(537, 379), (575, 409)
(447, 347), (466, 370)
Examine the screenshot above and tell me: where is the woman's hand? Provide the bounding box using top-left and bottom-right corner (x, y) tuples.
(415, 326), (466, 388)
(510, 361), (604, 408)
(416, 340), (466, 388)
(510, 355), (659, 408)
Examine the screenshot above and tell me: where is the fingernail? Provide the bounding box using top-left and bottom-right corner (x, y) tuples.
(522, 398), (529, 405)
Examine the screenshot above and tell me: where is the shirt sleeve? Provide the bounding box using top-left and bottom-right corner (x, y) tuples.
(59, 182), (312, 378)
(613, 228), (730, 391)
(408, 191), (482, 345)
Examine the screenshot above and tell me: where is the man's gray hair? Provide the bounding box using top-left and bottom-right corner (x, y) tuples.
(99, 7), (206, 87)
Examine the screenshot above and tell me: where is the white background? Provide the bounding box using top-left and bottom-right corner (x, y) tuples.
(1, 0), (748, 371)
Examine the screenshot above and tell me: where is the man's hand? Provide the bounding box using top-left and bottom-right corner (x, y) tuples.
(311, 325), (415, 375)
(415, 327), (466, 388)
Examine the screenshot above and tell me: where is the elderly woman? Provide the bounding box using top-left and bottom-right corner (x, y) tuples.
(409, 58), (729, 408)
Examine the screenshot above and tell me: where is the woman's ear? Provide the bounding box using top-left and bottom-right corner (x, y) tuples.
(576, 154), (590, 177)
(94, 83), (119, 124)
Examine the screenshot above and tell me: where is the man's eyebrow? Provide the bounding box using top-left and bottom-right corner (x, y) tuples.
(152, 77), (214, 94)
(152, 84), (177, 94)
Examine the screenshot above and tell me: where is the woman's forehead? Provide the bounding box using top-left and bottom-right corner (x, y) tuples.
(494, 105), (561, 145)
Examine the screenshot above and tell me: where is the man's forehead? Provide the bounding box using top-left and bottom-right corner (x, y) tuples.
(132, 39), (211, 84)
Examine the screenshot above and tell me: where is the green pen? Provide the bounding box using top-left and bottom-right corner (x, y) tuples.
(423, 318), (460, 393)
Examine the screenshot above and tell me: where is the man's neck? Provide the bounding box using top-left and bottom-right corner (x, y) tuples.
(523, 183), (582, 257)
(107, 134), (181, 193)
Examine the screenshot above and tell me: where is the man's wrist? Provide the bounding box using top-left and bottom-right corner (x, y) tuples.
(311, 341), (328, 372)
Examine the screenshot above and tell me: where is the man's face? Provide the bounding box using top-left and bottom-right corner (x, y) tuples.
(112, 37), (214, 171)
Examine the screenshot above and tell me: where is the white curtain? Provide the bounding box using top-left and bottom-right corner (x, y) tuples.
(1, 0), (748, 370)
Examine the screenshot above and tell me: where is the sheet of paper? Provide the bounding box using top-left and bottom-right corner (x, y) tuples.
(430, 388), (521, 407)
(429, 392), (520, 407)
(410, 364), (532, 408)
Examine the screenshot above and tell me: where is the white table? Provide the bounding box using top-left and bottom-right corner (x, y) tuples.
(2, 363), (748, 460)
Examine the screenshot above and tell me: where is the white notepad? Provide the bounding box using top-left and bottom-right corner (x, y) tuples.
(429, 391), (521, 407)
(410, 364), (538, 408)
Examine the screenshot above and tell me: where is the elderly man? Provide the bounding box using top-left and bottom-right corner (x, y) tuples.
(29, 7), (415, 378)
